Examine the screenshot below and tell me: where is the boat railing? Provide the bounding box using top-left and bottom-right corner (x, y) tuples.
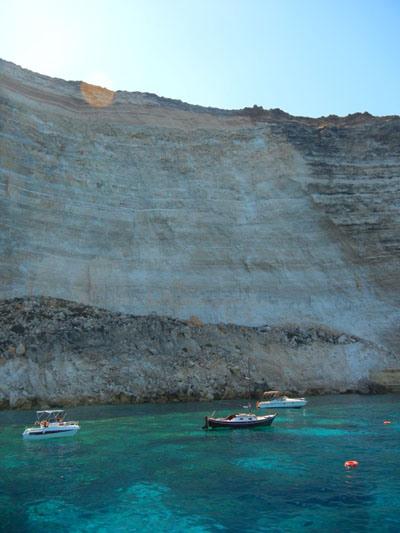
(36, 420), (79, 427)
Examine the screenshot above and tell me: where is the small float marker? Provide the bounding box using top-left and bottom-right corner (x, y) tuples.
(383, 420), (392, 424)
(344, 460), (359, 469)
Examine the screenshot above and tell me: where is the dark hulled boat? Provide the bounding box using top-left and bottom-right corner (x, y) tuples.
(203, 412), (277, 429)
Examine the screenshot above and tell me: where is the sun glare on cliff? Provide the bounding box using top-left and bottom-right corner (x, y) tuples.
(80, 81), (115, 108)
(80, 71), (115, 107)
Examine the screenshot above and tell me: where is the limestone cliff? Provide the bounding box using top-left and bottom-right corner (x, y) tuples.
(1, 59), (399, 405)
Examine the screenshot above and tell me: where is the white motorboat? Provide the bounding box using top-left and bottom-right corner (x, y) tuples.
(22, 410), (80, 440)
(256, 390), (307, 409)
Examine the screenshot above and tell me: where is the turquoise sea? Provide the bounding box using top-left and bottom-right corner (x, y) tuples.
(1, 394), (399, 532)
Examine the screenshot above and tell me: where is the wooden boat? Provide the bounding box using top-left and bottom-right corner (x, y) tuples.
(203, 412), (277, 429)
(203, 358), (277, 429)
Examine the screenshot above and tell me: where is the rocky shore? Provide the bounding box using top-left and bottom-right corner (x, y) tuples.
(0, 297), (398, 409)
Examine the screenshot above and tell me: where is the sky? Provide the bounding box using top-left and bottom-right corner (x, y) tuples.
(1, 0), (399, 117)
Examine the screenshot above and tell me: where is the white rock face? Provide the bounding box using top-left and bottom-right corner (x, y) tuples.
(1, 59), (400, 355)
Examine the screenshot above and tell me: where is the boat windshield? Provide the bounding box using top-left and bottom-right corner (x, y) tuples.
(263, 391), (284, 400)
(36, 410), (65, 423)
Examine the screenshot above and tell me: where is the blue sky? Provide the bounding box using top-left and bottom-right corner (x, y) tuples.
(1, 0), (399, 117)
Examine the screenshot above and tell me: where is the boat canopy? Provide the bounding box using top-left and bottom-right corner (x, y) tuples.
(263, 390), (284, 399)
(36, 410), (65, 421)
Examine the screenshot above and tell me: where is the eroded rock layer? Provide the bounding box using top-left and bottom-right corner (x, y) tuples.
(1, 297), (397, 408)
(1, 60), (400, 404)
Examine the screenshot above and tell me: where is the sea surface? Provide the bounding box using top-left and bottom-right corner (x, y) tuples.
(1, 394), (399, 532)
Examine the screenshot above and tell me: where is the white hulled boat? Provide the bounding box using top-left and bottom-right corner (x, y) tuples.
(22, 410), (80, 440)
(256, 390), (307, 409)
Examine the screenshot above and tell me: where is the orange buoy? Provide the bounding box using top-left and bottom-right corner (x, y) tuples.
(344, 460), (359, 469)
(383, 420), (392, 424)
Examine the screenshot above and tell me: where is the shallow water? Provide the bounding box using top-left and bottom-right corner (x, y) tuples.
(1, 394), (399, 532)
